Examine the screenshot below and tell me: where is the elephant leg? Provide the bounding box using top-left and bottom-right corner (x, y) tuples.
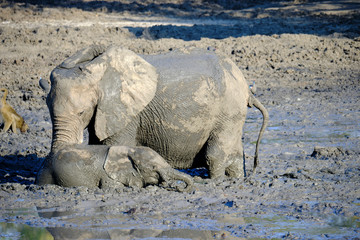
(206, 119), (245, 179)
(225, 151), (245, 178)
(36, 159), (55, 185)
(205, 141), (227, 178)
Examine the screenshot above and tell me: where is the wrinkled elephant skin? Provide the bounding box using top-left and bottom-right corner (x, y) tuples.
(37, 45), (268, 189)
(37, 145), (193, 192)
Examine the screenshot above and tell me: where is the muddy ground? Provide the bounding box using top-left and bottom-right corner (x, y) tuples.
(0, 0), (359, 239)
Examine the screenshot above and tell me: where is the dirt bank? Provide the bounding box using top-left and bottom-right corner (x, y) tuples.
(0, 0), (359, 239)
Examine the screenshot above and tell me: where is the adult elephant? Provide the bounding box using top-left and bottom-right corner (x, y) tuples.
(36, 45), (268, 187)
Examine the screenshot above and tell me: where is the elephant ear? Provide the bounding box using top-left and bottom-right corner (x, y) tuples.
(59, 44), (107, 69)
(93, 46), (158, 141)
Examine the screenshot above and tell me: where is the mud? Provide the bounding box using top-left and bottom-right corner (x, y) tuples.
(0, 0), (359, 239)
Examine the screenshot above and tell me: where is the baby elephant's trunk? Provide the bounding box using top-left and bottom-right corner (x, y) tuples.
(249, 95), (269, 171)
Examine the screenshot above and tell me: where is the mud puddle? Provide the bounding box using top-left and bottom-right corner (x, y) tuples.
(2, 205), (359, 239)
(0, 222), (53, 240)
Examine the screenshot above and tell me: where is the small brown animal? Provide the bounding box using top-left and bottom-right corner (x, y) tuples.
(0, 88), (28, 133)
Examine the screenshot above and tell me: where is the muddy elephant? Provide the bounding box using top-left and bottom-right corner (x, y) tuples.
(36, 45), (268, 188)
(37, 145), (193, 191)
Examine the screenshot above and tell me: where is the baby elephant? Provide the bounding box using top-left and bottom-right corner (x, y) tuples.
(36, 145), (193, 192)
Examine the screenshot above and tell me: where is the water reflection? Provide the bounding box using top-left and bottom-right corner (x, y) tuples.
(2, 206), (359, 239)
(1, 221), (227, 239)
(35, 206), (232, 239)
(0, 222), (53, 240)
(45, 227), (221, 239)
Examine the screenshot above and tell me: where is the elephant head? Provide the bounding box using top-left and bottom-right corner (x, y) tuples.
(104, 146), (193, 192)
(47, 45), (158, 150)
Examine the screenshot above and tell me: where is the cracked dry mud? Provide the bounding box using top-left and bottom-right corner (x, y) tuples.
(0, 0), (359, 239)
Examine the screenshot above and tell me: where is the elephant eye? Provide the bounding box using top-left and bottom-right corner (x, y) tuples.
(78, 111), (85, 116)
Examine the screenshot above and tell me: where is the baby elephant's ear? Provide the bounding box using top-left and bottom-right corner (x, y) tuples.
(94, 47), (158, 141)
(103, 146), (133, 180)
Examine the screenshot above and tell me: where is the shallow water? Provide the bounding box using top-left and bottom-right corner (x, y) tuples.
(2, 205), (359, 239)
(0, 222), (53, 240)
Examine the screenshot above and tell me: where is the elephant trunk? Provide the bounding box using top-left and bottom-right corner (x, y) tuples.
(51, 116), (83, 151)
(59, 44), (107, 69)
(250, 95), (269, 171)
(160, 169), (193, 192)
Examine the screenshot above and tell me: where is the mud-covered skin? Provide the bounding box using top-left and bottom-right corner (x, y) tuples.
(1, 1), (359, 238)
(36, 145), (193, 192)
(137, 50), (267, 174)
(40, 45), (268, 185)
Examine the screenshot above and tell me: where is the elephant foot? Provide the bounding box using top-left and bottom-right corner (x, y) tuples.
(225, 160), (245, 179)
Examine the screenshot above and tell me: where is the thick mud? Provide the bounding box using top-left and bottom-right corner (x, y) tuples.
(0, 0), (359, 239)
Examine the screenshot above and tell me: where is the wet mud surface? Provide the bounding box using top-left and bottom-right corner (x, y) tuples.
(0, 0), (359, 239)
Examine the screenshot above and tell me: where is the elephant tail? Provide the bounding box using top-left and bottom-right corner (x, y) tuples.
(249, 95), (269, 171)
